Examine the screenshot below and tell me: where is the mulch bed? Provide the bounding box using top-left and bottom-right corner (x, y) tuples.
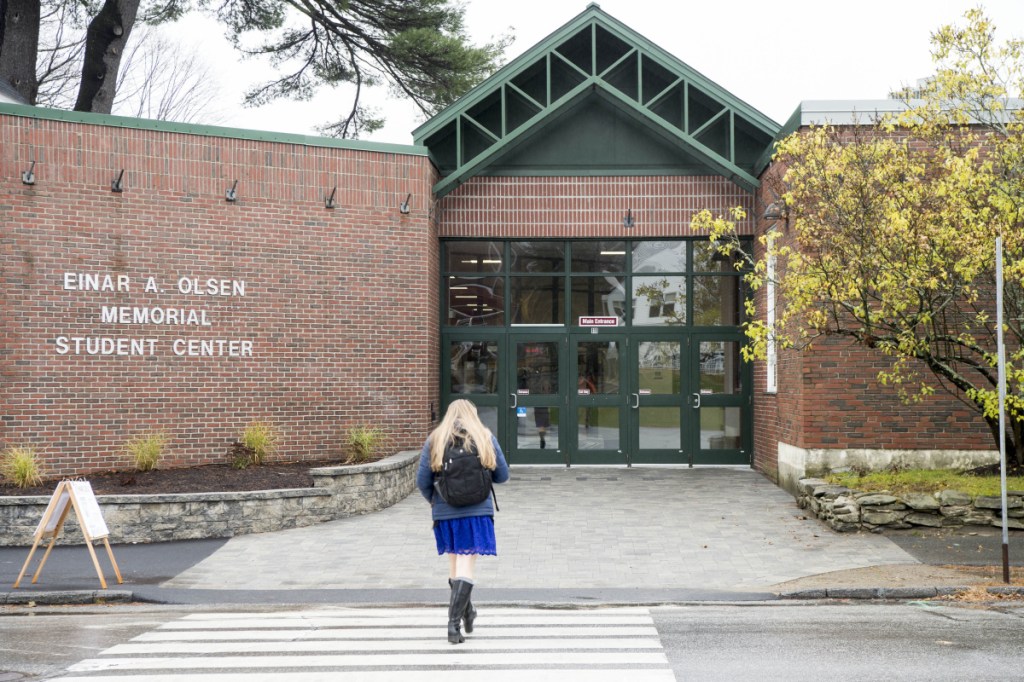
(0, 460), (347, 497)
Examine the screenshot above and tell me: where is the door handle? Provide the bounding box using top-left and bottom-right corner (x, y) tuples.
(692, 393), (701, 409)
(631, 393), (640, 409)
(510, 393), (518, 409)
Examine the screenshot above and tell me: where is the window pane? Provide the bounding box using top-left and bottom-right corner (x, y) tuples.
(576, 341), (622, 394)
(578, 407), (620, 450)
(639, 407), (680, 449)
(477, 406), (499, 435)
(515, 342), (559, 395)
(449, 341), (498, 395)
(571, 276), (625, 324)
(637, 341), (680, 394)
(446, 276), (504, 327)
(511, 242), (565, 273)
(693, 276), (741, 326)
(511, 276), (564, 324)
(445, 241), (504, 272)
(632, 241), (687, 273)
(516, 407), (560, 451)
(701, 407), (742, 449)
(572, 241), (626, 272)
(632, 275), (686, 326)
(699, 341), (742, 395)
(692, 241), (744, 273)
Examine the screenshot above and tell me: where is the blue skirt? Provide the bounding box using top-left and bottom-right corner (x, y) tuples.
(434, 516), (497, 556)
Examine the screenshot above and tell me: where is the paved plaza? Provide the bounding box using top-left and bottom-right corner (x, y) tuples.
(162, 467), (915, 593)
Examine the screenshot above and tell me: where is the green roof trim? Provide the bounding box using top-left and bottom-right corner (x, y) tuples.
(414, 4), (780, 197)
(0, 103), (428, 156)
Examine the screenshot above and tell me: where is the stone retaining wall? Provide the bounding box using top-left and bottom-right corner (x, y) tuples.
(796, 478), (1024, 532)
(0, 451), (419, 546)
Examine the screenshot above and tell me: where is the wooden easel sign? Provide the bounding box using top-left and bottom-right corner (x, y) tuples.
(13, 479), (123, 589)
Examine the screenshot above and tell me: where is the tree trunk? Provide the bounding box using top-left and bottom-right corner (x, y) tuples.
(0, 0), (41, 103)
(73, 0), (139, 113)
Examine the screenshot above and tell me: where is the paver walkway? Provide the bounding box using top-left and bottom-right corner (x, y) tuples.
(163, 467), (916, 592)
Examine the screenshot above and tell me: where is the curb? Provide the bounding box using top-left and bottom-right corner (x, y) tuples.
(778, 585), (1024, 600)
(1, 590), (134, 606)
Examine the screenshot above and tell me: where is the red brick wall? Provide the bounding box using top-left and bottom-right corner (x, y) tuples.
(0, 112), (437, 476)
(438, 176), (755, 238)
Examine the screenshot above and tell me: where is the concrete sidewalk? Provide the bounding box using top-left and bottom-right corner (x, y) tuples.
(3, 467), (1020, 605)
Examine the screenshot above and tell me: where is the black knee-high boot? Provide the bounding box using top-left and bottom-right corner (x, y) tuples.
(450, 578), (477, 634)
(448, 579), (473, 644)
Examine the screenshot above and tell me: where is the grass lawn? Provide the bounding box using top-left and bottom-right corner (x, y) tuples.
(827, 469), (1024, 498)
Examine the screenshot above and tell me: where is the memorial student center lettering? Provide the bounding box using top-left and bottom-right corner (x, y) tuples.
(0, 5), (995, 489)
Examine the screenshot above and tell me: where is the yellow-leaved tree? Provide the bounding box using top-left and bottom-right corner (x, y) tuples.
(696, 9), (1024, 467)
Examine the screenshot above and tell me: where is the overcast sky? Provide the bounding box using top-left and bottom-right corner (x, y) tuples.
(174, 1), (1024, 144)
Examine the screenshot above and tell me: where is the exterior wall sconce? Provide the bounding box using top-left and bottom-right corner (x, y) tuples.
(623, 208), (635, 228)
(763, 200), (787, 222)
(325, 187), (337, 209)
(226, 180), (238, 202)
(111, 169), (125, 193)
(399, 193), (411, 214)
(22, 161), (36, 185)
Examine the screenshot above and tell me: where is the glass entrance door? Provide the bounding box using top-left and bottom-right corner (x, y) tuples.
(570, 335), (627, 464)
(629, 336), (686, 464)
(690, 334), (750, 464)
(508, 336), (566, 464)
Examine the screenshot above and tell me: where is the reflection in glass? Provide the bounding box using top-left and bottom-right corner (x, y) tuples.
(571, 276), (625, 323)
(639, 407), (680, 449)
(446, 276), (504, 327)
(701, 406), (742, 449)
(692, 241), (745, 272)
(477, 406), (499, 435)
(693, 276), (741, 326)
(572, 241), (626, 272)
(516, 342), (559, 395)
(577, 407), (620, 450)
(511, 276), (564, 324)
(511, 242), (565, 273)
(633, 276), (686, 326)
(637, 341), (680, 394)
(516, 407), (560, 451)
(632, 241), (687, 272)
(576, 341), (621, 394)
(449, 341), (498, 394)
(699, 341), (742, 394)
(445, 241), (504, 272)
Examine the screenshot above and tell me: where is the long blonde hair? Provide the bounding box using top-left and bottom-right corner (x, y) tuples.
(428, 399), (497, 471)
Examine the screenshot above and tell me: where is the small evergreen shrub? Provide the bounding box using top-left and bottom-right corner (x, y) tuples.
(1, 446), (43, 489)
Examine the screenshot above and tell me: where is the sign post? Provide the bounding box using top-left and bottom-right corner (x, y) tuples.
(13, 480), (123, 589)
(996, 237), (1010, 584)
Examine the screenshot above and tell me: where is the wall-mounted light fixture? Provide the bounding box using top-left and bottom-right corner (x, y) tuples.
(22, 161), (36, 185)
(225, 180), (238, 202)
(762, 201), (787, 222)
(325, 187), (337, 209)
(399, 193), (412, 215)
(111, 169), (125, 193)
(623, 208), (635, 228)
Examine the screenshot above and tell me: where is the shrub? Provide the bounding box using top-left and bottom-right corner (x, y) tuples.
(1, 446), (43, 488)
(125, 432), (168, 472)
(346, 425), (384, 463)
(240, 421), (278, 466)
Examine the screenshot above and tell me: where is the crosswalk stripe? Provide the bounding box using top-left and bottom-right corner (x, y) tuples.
(57, 670), (678, 682)
(69, 652), (670, 671)
(177, 607), (655, 619)
(105, 637), (664, 654)
(134, 625), (660, 641)
(157, 615), (654, 628)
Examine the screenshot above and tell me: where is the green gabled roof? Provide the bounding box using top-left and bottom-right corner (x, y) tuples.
(414, 3), (780, 197)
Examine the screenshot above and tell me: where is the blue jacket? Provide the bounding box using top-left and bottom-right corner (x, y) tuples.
(416, 435), (509, 521)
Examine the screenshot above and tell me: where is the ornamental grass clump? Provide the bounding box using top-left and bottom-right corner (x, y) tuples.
(1, 446), (43, 489)
(126, 432), (168, 472)
(238, 421), (279, 468)
(346, 425), (384, 464)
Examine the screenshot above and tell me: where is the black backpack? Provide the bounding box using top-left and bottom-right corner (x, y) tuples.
(434, 438), (498, 510)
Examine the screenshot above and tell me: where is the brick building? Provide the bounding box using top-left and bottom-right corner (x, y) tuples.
(0, 6), (995, 488)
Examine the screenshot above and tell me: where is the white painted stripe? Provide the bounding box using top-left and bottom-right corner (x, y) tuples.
(68, 652), (669, 672)
(105, 637), (664, 655)
(57, 670), (677, 682)
(158, 615), (654, 629)
(178, 607), (654, 620)
(133, 626), (660, 641)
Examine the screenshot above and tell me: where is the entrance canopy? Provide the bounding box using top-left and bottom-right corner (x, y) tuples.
(414, 4), (780, 197)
